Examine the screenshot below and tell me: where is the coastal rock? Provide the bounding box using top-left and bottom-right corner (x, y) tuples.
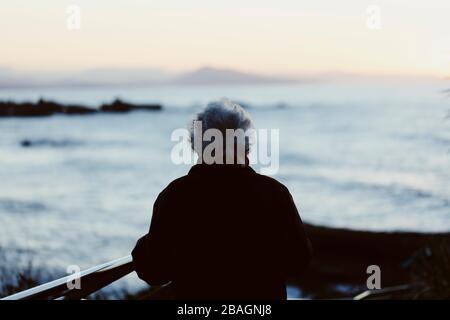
(59, 105), (98, 115)
(100, 99), (162, 112)
(0, 98), (162, 117)
(0, 99), (97, 117)
(37, 99), (98, 115)
(20, 138), (83, 148)
(0, 100), (54, 117)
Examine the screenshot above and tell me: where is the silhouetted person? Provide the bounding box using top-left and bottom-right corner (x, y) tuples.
(132, 98), (312, 299)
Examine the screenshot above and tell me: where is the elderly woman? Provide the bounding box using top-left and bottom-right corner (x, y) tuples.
(132, 98), (312, 300)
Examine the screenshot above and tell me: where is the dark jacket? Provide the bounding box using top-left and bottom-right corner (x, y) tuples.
(132, 164), (312, 299)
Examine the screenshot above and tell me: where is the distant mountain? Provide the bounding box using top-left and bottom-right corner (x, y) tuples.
(66, 68), (175, 86)
(0, 65), (444, 89)
(0, 67), (175, 88)
(171, 67), (297, 85)
(0, 66), (301, 88)
(0, 67), (42, 88)
(318, 71), (441, 83)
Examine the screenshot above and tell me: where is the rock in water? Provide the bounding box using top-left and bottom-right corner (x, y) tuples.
(0, 98), (161, 117)
(100, 98), (162, 112)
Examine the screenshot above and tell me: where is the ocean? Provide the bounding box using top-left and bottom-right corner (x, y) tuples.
(0, 81), (449, 297)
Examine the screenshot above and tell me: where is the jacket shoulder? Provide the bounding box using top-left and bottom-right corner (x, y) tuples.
(157, 174), (190, 198)
(158, 170), (291, 197)
(253, 172), (291, 195)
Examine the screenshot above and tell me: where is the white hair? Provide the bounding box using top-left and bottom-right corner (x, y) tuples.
(190, 98), (254, 157)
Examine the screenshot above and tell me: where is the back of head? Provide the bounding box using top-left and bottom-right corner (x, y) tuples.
(190, 98), (254, 164)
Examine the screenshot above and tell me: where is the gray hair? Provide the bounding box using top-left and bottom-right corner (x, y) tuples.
(190, 98), (254, 156)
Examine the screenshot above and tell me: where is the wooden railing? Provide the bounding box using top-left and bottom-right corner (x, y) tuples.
(1, 254), (413, 300)
(353, 284), (413, 300)
(1, 255), (134, 300)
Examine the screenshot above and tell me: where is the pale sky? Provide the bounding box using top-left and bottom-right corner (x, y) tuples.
(1, 0), (449, 77)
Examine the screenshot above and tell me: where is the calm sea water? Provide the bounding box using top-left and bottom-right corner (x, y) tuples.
(0, 81), (449, 296)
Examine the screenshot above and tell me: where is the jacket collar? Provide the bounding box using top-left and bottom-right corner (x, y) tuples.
(188, 163), (256, 176)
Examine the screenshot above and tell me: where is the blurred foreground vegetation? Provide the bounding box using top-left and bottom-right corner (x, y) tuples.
(1, 238), (449, 300)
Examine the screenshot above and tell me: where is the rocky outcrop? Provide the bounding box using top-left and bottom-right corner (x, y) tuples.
(100, 99), (162, 113)
(0, 98), (162, 117)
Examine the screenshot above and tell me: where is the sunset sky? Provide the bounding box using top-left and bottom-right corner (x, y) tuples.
(1, 0), (449, 77)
